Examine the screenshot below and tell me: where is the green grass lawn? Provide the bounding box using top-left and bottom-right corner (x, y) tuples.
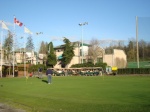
(0, 76), (150, 112)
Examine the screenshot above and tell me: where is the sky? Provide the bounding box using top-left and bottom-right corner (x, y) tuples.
(0, 0), (150, 50)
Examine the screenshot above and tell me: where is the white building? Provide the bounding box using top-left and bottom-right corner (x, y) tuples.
(54, 42), (127, 69)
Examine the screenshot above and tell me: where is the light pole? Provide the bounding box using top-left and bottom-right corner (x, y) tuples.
(79, 22), (88, 64)
(36, 32), (43, 64)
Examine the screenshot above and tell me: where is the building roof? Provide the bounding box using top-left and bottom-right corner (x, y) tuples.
(80, 43), (90, 46)
(54, 41), (90, 49)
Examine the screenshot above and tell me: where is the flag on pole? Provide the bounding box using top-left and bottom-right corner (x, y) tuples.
(1, 21), (9, 30)
(24, 26), (33, 34)
(14, 17), (23, 27)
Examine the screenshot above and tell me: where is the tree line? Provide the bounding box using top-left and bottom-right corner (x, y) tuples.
(104, 38), (150, 62)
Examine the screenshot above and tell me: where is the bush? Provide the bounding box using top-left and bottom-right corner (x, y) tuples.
(28, 64), (47, 73)
(118, 68), (150, 74)
(71, 62), (107, 69)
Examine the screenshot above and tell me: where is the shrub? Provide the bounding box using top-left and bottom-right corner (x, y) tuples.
(118, 68), (150, 74)
(28, 64), (47, 73)
(71, 62), (107, 69)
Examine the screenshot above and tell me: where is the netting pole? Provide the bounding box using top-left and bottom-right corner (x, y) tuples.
(136, 16), (139, 68)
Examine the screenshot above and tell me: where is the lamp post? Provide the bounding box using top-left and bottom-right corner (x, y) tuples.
(79, 22), (88, 64)
(36, 32), (43, 64)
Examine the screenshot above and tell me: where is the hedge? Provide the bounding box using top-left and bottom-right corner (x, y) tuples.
(118, 68), (150, 74)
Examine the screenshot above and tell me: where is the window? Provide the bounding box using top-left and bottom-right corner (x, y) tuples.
(80, 49), (82, 56)
(80, 59), (86, 63)
(97, 58), (103, 63)
(88, 59), (93, 63)
(83, 59), (86, 63)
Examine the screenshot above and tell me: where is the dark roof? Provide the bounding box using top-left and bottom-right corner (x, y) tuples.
(54, 41), (90, 49)
(54, 45), (65, 49)
(80, 43), (90, 46)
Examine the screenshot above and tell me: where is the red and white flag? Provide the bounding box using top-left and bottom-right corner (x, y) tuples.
(14, 17), (23, 27)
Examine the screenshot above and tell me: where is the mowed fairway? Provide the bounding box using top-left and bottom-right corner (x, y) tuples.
(0, 76), (150, 112)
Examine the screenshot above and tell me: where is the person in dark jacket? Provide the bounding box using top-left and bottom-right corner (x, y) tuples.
(46, 68), (53, 84)
(38, 67), (43, 79)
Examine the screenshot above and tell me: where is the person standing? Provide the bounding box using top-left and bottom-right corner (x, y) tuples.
(38, 67), (42, 78)
(46, 68), (53, 84)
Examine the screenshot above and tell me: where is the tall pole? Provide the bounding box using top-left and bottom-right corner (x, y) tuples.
(24, 33), (26, 77)
(1, 21), (9, 77)
(136, 16), (139, 68)
(36, 32), (43, 65)
(81, 25), (83, 64)
(13, 20), (16, 77)
(0, 31), (3, 77)
(79, 22), (88, 64)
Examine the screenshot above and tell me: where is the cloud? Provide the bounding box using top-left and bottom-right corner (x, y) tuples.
(50, 36), (64, 41)
(50, 36), (80, 42)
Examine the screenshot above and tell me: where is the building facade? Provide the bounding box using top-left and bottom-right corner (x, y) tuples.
(104, 49), (127, 68)
(54, 42), (127, 69)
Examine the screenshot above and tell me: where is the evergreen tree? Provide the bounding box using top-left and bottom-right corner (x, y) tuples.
(46, 42), (57, 67)
(39, 41), (48, 54)
(3, 31), (13, 59)
(26, 36), (34, 51)
(61, 37), (75, 68)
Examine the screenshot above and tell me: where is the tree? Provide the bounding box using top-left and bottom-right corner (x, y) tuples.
(88, 38), (103, 65)
(126, 40), (136, 61)
(61, 37), (75, 68)
(39, 41), (48, 54)
(38, 41), (48, 65)
(3, 31), (13, 60)
(26, 36), (34, 51)
(139, 40), (146, 61)
(46, 42), (57, 67)
(145, 42), (150, 60)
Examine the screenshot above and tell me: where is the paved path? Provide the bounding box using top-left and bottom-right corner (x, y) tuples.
(0, 103), (26, 112)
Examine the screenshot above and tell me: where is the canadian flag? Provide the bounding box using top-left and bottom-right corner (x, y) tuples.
(14, 17), (23, 27)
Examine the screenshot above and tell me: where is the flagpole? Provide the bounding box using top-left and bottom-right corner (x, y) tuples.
(0, 30), (3, 78)
(13, 16), (16, 77)
(14, 16), (23, 77)
(1, 21), (10, 77)
(24, 26), (33, 76)
(24, 26), (26, 77)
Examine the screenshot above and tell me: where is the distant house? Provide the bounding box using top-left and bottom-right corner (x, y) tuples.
(0, 48), (16, 65)
(13, 48), (47, 65)
(0, 48), (17, 77)
(14, 48), (25, 64)
(14, 49), (37, 65)
(26, 51), (37, 65)
(38, 53), (47, 65)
